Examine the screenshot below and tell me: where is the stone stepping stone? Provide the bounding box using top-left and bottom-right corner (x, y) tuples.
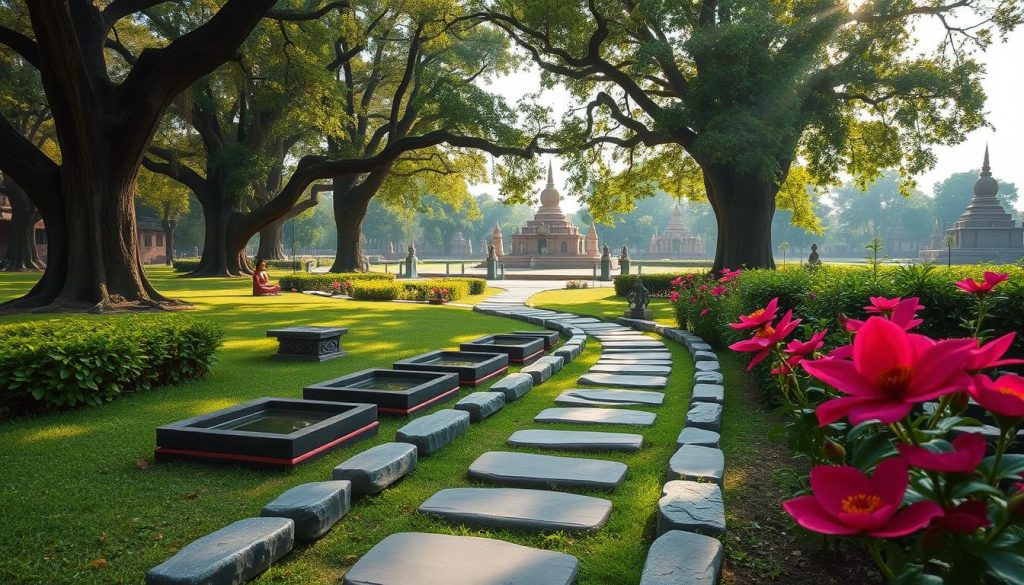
(601, 350), (671, 358)
(419, 487), (612, 532)
(590, 363), (671, 376)
(657, 480), (725, 537)
(578, 373), (667, 389)
(598, 358), (673, 366)
(468, 451), (627, 490)
(694, 361), (720, 373)
(145, 517), (294, 585)
(489, 373), (534, 401)
(536, 355), (564, 373)
(454, 392), (505, 422)
(261, 481), (350, 542)
(690, 342), (714, 353)
(560, 388), (665, 406)
(687, 402), (723, 432)
(508, 429), (643, 452)
(396, 409), (470, 455)
(694, 371), (723, 385)
(676, 427), (721, 449)
(342, 532), (579, 585)
(333, 442), (417, 495)
(535, 407), (656, 427)
(668, 445), (725, 485)
(520, 360), (553, 384)
(693, 351), (718, 363)
(554, 346), (576, 364)
(640, 530), (723, 585)
(692, 384), (724, 404)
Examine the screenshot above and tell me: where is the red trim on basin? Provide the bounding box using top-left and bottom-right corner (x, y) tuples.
(377, 385), (461, 415)
(154, 420), (380, 466)
(464, 366), (508, 386)
(510, 348), (544, 364)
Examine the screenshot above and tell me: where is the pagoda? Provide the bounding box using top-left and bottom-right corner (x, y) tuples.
(646, 203), (704, 258)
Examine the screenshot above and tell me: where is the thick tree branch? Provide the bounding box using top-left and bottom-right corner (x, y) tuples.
(102, 0), (169, 35)
(0, 23), (40, 68)
(0, 113), (59, 216)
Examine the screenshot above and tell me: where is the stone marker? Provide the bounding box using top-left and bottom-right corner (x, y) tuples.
(396, 409), (470, 455)
(687, 403), (723, 432)
(562, 388), (665, 405)
(454, 392), (505, 422)
(508, 429), (643, 452)
(657, 480), (725, 537)
(668, 445), (725, 485)
(468, 451), (628, 490)
(689, 342), (713, 353)
(694, 371), (724, 385)
(694, 361), (720, 373)
(535, 407), (656, 426)
(332, 442), (417, 495)
(536, 355), (564, 373)
(419, 487), (612, 532)
(489, 373), (534, 401)
(342, 532), (579, 585)
(520, 360), (553, 384)
(691, 384), (724, 404)
(640, 530), (723, 585)
(676, 427), (721, 449)
(590, 363), (671, 376)
(145, 517), (294, 585)
(578, 373), (668, 389)
(261, 480), (350, 541)
(692, 350), (718, 362)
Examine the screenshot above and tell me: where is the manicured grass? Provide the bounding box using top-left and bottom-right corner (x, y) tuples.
(0, 268), (690, 584)
(529, 286), (677, 324)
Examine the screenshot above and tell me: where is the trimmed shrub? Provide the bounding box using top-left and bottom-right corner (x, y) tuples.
(350, 281), (404, 301)
(279, 272), (396, 292)
(0, 316), (222, 414)
(172, 259), (200, 273)
(400, 279), (471, 302)
(460, 278), (487, 295)
(614, 273), (687, 296)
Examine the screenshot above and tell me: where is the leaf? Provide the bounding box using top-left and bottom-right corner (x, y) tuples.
(851, 432), (898, 469)
(980, 454), (1024, 480)
(984, 550), (1024, 585)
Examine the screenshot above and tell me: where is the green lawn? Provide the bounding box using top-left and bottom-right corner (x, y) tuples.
(0, 268), (692, 584)
(530, 286), (677, 324)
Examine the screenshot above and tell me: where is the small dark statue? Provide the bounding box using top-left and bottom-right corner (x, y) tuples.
(602, 244), (611, 259)
(620, 245), (629, 260)
(487, 243), (496, 260)
(807, 243), (822, 267)
(625, 277), (652, 319)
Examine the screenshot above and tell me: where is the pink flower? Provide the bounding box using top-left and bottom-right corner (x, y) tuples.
(730, 298), (780, 330)
(846, 297), (923, 332)
(782, 458), (943, 537)
(331, 280), (342, 291)
(897, 432), (986, 473)
(670, 276), (683, 286)
(969, 373), (1024, 418)
(967, 333), (1024, 372)
(698, 284), (708, 292)
(669, 291), (680, 303)
(802, 317), (974, 426)
(956, 271), (1009, 295)
(784, 329), (829, 364)
(826, 343), (854, 360)
(865, 296), (902, 314)
(719, 268), (742, 283)
(935, 501), (991, 533)
(729, 310), (801, 370)
(711, 285), (727, 297)
(700, 308), (710, 316)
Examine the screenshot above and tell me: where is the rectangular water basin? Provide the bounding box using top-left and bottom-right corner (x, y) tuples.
(154, 398), (378, 469)
(392, 351), (509, 386)
(303, 369), (460, 416)
(460, 335), (545, 364)
(509, 330), (560, 349)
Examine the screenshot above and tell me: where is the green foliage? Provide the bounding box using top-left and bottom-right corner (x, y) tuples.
(350, 281), (405, 301)
(399, 279), (471, 302)
(0, 316), (221, 414)
(277, 272), (396, 292)
(347, 277), (482, 301)
(614, 274), (684, 297)
(172, 259), (200, 272)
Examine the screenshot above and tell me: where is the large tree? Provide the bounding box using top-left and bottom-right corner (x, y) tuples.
(474, 0), (1020, 271)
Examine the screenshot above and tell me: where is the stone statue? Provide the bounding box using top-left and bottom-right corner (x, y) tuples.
(807, 243), (821, 266)
(602, 244), (610, 259)
(620, 245), (629, 260)
(407, 244), (416, 258)
(628, 278), (650, 310)
(487, 243), (496, 260)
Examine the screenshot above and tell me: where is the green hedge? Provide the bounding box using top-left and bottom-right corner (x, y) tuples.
(614, 273), (684, 296)
(172, 259), (200, 273)
(279, 272), (396, 292)
(347, 278), (479, 302)
(0, 316), (222, 414)
(401, 279), (471, 301)
(351, 281), (405, 301)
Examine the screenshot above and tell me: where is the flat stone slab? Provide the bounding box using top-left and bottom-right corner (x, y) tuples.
(668, 445), (725, 485)
(508, 429), (643, 452)
(590, 363), (671, 376)
(640, 530), (723, 585)
(657, 480), (725, 537)
(535, 407), (656, 426)
(536, 355), (564, 373)
(692, 384), (724, 404)
(419, 487), (612, 532)
(694, 361), (720, 372)
(601, 350), (672, 358)
(468, 451), (627, 490)
(694, 371), (724, 385)
(554, 347), (576, 364)
(396, 409), (470, 455)
(601, 341), (666, 350)
(343, 532), (579, 585)
(676, 427), (721, 449)
(489, 373), (534, 402)
(561, 388), (665, 405)
(578, 373), (667, 389)
(687, 402), (723, 432)
(454, 392), (506, 422)
(333, 442), (417, 495)
(598, 358), (673, 366)
(145, 517), (294, 585)
(261, 480), (350, 541)
(690, 342), (714, 353)
(519, 360), (553, 384)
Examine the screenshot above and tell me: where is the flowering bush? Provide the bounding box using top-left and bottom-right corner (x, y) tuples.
(565, 280), (590, 289)
(430, 287), (450, 301)
(727, 273), (1024, 582)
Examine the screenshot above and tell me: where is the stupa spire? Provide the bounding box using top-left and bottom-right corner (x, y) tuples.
(546, 159), (554, 188)
(982, 144), (991, 176)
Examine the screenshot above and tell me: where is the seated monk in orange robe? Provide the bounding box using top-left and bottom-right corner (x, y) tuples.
(252, 260), (281, 296)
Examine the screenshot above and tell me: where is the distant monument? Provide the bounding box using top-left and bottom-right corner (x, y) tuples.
(807, 243), (822, 266)
(503, 161), (609, 268)
(646, 203), (704, 258)
(920, 147), (1024, 264)
(491, 223), (504, 258)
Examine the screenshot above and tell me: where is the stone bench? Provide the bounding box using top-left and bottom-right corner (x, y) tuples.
(145, 517), (294, 585)
(395, 409), (470, 455)
(489, 372), (534, 401)
(668, 445), (725, 486)
(332, 442), (417, 495)
(657, 480), (725, 537)
(261, 480), (350, 541)
(265, 326), (347, 362)
(640, 530), (723, 585)
(454, 392), (505, 422)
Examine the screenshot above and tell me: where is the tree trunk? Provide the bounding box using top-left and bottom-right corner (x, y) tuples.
(2, 177), (44, 271)
(703, 164), (779, 272)
(256, 218), (287, 260)
(162, 218), (175, 266)
(189, 193), (252, 277)
(330, 184), (371, 272)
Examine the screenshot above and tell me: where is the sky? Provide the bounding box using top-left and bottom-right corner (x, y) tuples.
(471, 19), (1024, 214)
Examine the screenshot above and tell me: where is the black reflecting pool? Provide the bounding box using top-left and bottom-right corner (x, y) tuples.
(154, 398), (378, 468)
(460, 335), (545, 364)
(509, 330), (560, 349)
(304, 369), (460, 416)
(393, 351), (509, 386)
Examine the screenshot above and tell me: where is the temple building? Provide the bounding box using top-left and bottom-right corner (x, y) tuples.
(502, 162), (605, 268)
(920, 147), (1024, 264)
(645, 203), (704, 258)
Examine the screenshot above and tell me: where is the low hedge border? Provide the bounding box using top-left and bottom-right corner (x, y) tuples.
(348, 278), (483, 302)
(614, 273), (681, 297)
(279, 272), (396, 292)
(0, 315), (223, 414)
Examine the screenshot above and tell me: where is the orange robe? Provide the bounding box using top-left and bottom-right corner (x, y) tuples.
(253, 270), (281, 296)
